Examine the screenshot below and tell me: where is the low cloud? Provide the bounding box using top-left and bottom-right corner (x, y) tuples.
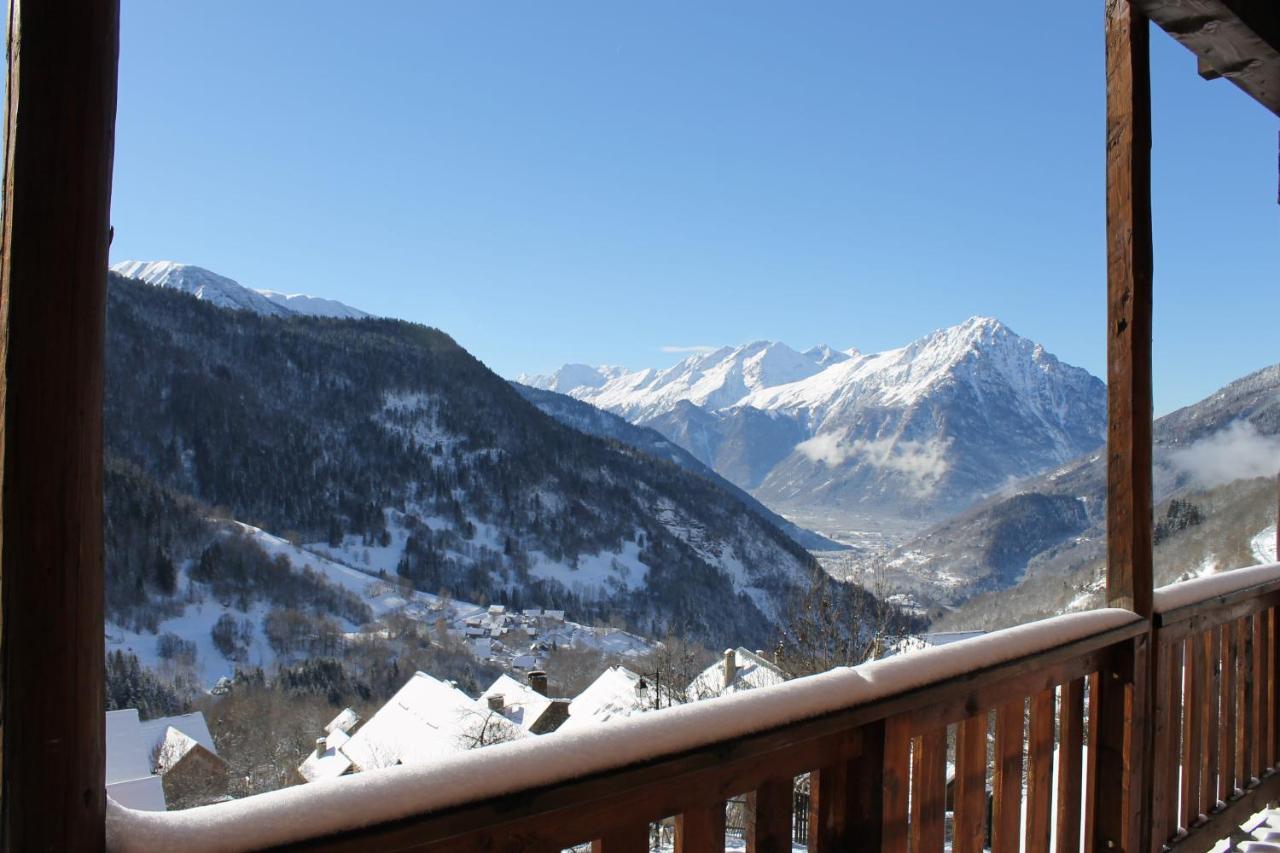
(660, 344), (716, 354)
(796, 431), (951, 495)
(1168, 420), (1280, 489)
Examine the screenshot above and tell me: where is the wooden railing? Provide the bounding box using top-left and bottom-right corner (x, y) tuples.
(1151, 569), (1280, 853)
(104, 566), (1280, 853)
(279, 614), (1149, 853)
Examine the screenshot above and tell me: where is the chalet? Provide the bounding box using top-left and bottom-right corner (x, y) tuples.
(480, 672), (571, 735)
(105, 710), (226, 811)
(556, 665), (685, 732)
(4, 1), (1279, 850)
(297, 671), (525, 782)
(687, 647), (788, 701)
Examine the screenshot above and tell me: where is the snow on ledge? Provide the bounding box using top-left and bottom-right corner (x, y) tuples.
(1153, 561), (1280, 615)
(106, 608), (1140, 853)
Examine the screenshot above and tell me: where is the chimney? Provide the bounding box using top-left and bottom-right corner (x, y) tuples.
(315, 737), (326, 756)
(487, 694), (505, 712)
(723, 648), (737, 689)
(528, 670), (548, 696)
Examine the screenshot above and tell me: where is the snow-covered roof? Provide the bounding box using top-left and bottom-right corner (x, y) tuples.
(340, 672), (525, 772)
(107, 775), (167, 813)
(137, 712), (217, 761)
(298, 730), (354, 782)
(107, 709), (217, 812)
(687, 648), (787, 701)
(325, 708), (361, 736)
(558, 666), (662, 733)
(154, 727), (204, 774)
(106, 710), (154, 785)
(480, 674), (554, 732)
(920, 631), (986, 646)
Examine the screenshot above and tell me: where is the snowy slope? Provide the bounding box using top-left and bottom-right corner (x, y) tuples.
(111, 260), (368, 319)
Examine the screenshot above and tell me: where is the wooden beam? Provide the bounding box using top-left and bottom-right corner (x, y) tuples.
(0, 0), (119, 850)
(1137, 0), (1280, 115)
(1105, 0), (1155, 620)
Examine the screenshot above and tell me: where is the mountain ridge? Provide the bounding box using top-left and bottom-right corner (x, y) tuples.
(521, 317), (1107, 525)
(110, 260), (370, 319)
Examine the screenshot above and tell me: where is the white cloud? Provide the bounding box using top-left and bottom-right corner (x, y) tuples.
(660, 344), (716, 354)
(1168, 421), (1280, 489)
(796, 431), (951, 495)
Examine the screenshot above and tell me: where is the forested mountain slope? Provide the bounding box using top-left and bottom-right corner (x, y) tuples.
(104, 273), (825, 648)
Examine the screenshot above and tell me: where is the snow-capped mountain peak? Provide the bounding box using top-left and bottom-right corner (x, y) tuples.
(111, 260), (369, 319)
(524, 316), (1106, 522)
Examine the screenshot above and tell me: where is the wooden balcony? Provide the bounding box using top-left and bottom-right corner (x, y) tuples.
(96, 562), (1280, 852)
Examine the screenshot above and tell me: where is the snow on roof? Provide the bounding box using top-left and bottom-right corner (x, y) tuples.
(558, 666), (667, 733)
(297, 730), (354, 783)
(687, 648), (787, 701)
(921, 631), (986, 646)
(106, 710), (153, 785)
(154, 728), (203, 774)
(1154, 561), (1280, 614)
(480, 674), (554, 732)
(137, 712), (217, 758)
(324, 708), (361, 736)
(340, 672), (525, 772)
(105, 608), (1140, 853)
(107, 775), (167, 813)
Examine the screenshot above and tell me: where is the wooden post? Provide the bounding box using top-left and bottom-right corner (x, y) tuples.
(1092, 635), (1151, 853)
(1104, 0), (1154, 619)
(0, 0), (120, 850)
(746, 777), (794, 853)
(674, 803), (725, 852)
(1103, 3), (1155, 848)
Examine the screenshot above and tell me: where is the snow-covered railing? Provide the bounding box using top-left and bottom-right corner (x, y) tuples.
(107, 608), (1149, 853)
(1150, 561), (1280, 852)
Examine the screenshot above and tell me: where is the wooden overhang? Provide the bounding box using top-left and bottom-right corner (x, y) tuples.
(1136, 0), (1280, 115)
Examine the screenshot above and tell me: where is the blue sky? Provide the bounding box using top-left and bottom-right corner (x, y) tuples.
(109, 2), (1277, 415)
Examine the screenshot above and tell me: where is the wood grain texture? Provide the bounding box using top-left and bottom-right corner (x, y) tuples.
(909, 730), (946, 853)
(0, 1), (120, 850)
(954, 714), (988, 853)
(808, 761), (848, 853)
(992, 700), (1024, 853)
(1221, 623), (1238, 802)
(1136, 0), (1280, 116)
(1181, 637), (1203, 829)
(746, 777), (793, 853)
(880, 717), (911, 853)
(1240, 616), (1255, 785)
(846, 719), (885, 852)
(1057, 680), (1085, 853)
(674, 802), (724, 853)
(592, 826), (649, 853)
(1104, 0), (1154, 620)
(1150, 639), (1179, 848)
(1027, 689), (1055, 852)
(1202, 629), (1221, 812)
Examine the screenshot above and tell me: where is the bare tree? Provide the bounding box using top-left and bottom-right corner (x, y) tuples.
(774, 564), (911, 678)
(456, 708), (522, 750)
